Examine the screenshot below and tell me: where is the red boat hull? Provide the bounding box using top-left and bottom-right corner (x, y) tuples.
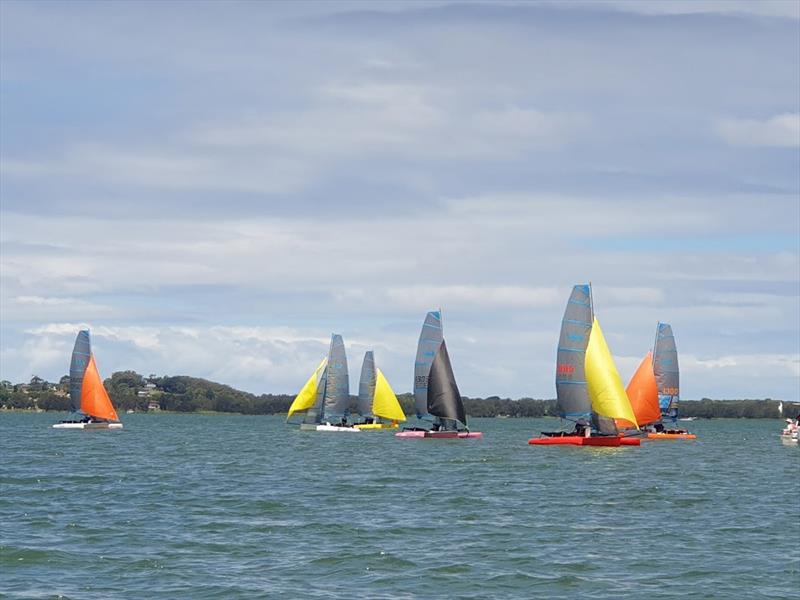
(528, 435), (640, 446)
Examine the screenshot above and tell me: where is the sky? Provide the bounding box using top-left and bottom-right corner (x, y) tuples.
(1, 0), (798, 401)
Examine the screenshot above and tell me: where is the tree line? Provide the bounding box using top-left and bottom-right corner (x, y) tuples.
(1, 372), (796, 419)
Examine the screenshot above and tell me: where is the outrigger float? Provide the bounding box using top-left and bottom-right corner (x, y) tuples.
(528, 284), (640, 447)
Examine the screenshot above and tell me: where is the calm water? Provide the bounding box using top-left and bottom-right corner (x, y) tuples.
(1, 413), (797, 599)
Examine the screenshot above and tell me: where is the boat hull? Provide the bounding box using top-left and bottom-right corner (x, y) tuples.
(52, 422), (123, 430)
(646, 432), (696, 440)
(394, 430), (483, 439)
(395, 430), (426, 438)
(299, 423), (361, 432)
(780, 434), (798, 445)
(528, 435), (639, 446)
(353, 423), (398, 430)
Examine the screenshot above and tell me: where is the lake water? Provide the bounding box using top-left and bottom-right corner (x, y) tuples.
(1, 413), (797, 599)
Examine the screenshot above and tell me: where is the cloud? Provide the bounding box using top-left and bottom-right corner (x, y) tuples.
(1, 1), (798, 401)
(716, 113), (800, 147)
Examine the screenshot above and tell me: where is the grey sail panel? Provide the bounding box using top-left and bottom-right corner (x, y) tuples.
(69, 330), (91, 413)
(427, 340), (467, 427)
(555, 285), (593, 418)
(357, 351), (376, 417)
(414, 311), (443, 419)
(591, 413), (619, 435)
(653, 323), (679, 417)
(323, 334), (350, 418)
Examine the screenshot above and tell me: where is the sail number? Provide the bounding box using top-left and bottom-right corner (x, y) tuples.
(556, 364), (575, 375)
(661, 387), (678, 395)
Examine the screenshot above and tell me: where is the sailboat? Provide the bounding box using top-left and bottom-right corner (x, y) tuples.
(286, 334), (359, 432)
(353, 351), (406, 430)
(53, 330), (123, 429)
(396, 310), (482, 439)
(529, 284), (639, 446)
(620, 323), (696, 440)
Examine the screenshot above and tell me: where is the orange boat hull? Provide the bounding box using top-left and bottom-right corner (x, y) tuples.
(647, 432), (696, 440)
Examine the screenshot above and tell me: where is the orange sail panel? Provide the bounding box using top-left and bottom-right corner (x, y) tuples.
(80, 355), (119, 421)
(620, 351), (661, 427)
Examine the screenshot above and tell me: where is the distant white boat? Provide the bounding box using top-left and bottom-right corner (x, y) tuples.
(678, 417), (697, 422)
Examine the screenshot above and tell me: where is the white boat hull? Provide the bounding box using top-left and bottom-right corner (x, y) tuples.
(299, 423), (361, 432)
(52, 422), (123, 430)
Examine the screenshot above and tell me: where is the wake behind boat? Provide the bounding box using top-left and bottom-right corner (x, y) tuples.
(528, 284), (639, 447)
(396, 310), (482, 439)
(286, 334), (359, 432)
(53, 330), (123, 430)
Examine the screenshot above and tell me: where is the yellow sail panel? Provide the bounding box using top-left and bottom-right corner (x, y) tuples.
(585, 318), (638, 428)
(287, 358), (327, 420)
(372, 368), (406, 423)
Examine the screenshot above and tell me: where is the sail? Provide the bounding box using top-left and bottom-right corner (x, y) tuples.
(69, 330), (91, 413)
(414, 311), (443, 419)
(555, 284), (593, 418)
(585, 318), (637, 427)
(357, 351), (376, 418)
(80, 355), (119, 421)
(619, 351), (661, 428)
(427, 340), (467, 426)
(373, 368), (406, 422)
(653, 323), (679, 417)
(322, 334), (350, 418)
(287, 358), (327, 420)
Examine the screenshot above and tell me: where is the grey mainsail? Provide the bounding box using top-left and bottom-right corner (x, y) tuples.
(414, 311), (443, 419)
(69, 330), (91, 413)
(555, 284), (593, 418)
(357, 351), (376, 418)
(653, 322), (679, 418)
(322, 334), (350, 418)
(427, 339), (467, 427)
